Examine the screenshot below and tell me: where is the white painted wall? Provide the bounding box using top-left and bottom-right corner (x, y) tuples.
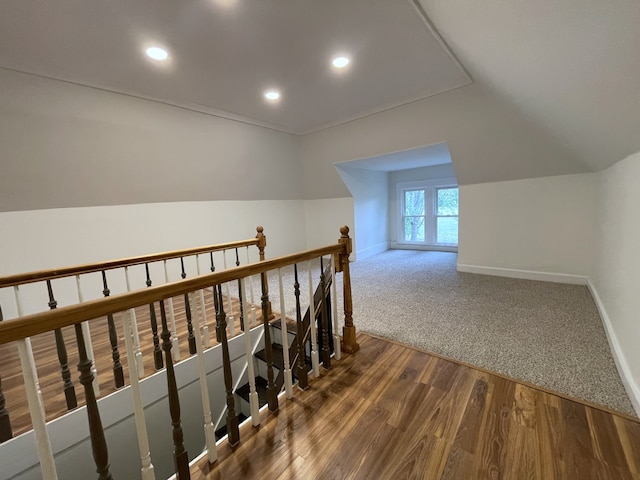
(335, 166), (388, 260)
(0, 200), (306, 317)
(0, 69), (317, 317)
(0, 69), (302, 212)
(303, 198), (355, 251)
(591, 151), (640, 413)
(299, 82), (586, 199)
(388, 163), (457, 245)
(457, 173), (596, 281)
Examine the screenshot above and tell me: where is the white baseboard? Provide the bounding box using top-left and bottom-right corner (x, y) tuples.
(356, 242), (389, 260)
(587, 281), (640, 417)
(456, 263), (588, 285)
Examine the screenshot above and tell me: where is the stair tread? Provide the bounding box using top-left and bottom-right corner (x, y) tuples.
(236, 376), (269, 404)
(255, 343), (285, 368)
(270, 318), (298, 334)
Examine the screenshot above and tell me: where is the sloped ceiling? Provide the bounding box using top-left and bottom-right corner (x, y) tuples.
(418, 0), (640, 171)
(0, 0), (470, 135)
(1, 0), (639, 196)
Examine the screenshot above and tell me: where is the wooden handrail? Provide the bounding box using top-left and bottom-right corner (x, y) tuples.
(0, 244), (344, 345)
(0, 238), (260, 288)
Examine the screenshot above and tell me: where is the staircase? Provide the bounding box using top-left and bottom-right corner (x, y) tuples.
(227, 264), (334, 430)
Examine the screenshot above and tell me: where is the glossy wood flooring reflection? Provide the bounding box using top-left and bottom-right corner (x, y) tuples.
(193, 334), (640, 480)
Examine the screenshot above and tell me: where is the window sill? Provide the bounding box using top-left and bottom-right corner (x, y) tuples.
(390, 242), (458, 253)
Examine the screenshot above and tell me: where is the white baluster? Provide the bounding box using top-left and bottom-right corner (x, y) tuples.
(195, 256), (210, 348)
(277, 269), (293, 398)
(162, 261), (181, 361)
(245, 246), (257, 327)
(122, 311), (155, 480)
(125, 267), (145, 378)
(222, 250), (236, 337)
(188, 292), (217, 463)
(14, 286), (45, 416)
(14, 286), (57, 478)
(240, 277), (260, 426)
(17, 339), (58, 480)
(307, 261), (320, 377)
(75, 276), (99, 396)
(330, 255), (341, 361)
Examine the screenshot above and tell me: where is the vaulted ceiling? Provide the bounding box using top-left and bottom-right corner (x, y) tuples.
(0, 0), (469, 135)
(1, 0), (639, 176)
(419, 0), (640, 172)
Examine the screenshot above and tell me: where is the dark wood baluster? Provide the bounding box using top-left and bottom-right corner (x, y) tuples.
(319, 257), (331, 369)
(326, 288), (334, 354)
(159, 300), (190, 479)
(210, 254), (221, 343)
(101, 271), (125, 388)
(47, 280), (77, 409)
(0, 306), (11, 443)
(146, 263), (164, 370)
(215, 285), (239, 446)
(294, 264), (309, 390)
(235, 248), (245, 331)
(74, 322), (112, 480)
(184, 291), (197, 355)
(260, 272), (279, 413)
(181, 257), (197, 355)
(0, 373), (11, 443)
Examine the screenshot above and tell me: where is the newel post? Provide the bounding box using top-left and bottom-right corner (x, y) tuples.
(256, 226), (274, 319)
(337, 226), (359, 354)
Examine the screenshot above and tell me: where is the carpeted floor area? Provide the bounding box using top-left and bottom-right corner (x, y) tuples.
(342, 249), (635, 416)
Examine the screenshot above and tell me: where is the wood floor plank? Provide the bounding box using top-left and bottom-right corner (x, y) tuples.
(586, 407), (634, 480)
(536, 394), (565, 480)
(319, 402), (393, 479)
(614, 415), (640, 475)
(559, 397), (599, 480)
(440, 376), (491, 479)
(378, 433), (448, 480)
(475, 375), (515, 480)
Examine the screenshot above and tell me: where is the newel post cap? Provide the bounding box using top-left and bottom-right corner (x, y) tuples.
(338, 225), (352, 255)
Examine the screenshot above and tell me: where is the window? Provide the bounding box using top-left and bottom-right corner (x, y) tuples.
(398, 179), (458, 247)
(403, 189), (425, 242)
(435, 187), (458, 244)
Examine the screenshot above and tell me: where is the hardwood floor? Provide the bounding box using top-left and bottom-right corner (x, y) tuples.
(0, 290), (261, 438)
(192, 334), (640, 480)
(3, 306), (640, 479)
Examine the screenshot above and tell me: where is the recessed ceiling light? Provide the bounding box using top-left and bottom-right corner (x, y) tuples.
(145, 47), (169, 61)
(332, 56), (350, 69)
(264, 89), (281, 101)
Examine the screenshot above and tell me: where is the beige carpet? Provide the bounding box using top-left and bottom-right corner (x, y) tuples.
(340, 250), (635, 416)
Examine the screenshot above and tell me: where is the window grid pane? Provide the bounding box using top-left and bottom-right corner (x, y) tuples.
(404, 216), (425, 242)
(436, 217), (458, 244)
(436, 188), (458, 216)
(404, 190), (425, 216)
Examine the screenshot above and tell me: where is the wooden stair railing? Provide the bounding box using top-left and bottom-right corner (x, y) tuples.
(233, 261), (335, 419)
(277, 263), (333, 390)
(0, 228), (265, 437)
(0, 226), (357, 480)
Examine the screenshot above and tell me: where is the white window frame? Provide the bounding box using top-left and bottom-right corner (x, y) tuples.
(395, 177), (458, 251)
